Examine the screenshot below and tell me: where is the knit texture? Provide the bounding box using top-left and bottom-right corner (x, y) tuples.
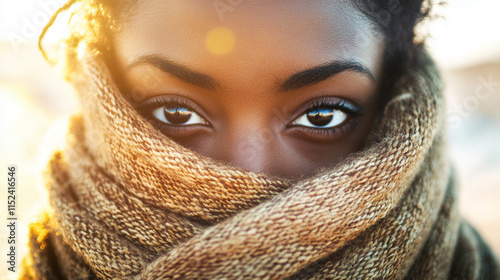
(21, 49), (500, 279)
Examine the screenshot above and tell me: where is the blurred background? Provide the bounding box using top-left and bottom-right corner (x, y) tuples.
(1, 0), (499, 279)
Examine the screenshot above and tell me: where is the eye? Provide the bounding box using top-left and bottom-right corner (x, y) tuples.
(134, 95), (210, 129)
(290, 98), (360, 129)
(292, 108), (347, 128)
(285, 98), (362, 141)
(152, 106), (205, 126)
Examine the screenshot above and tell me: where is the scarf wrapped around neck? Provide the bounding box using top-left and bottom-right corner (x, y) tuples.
(21, 49), (500, 280)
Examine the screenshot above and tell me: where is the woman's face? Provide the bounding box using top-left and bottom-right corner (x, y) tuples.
(112, 0), (385, 179)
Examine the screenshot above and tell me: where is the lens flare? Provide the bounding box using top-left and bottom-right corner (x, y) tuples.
(206, 27), (235, 55)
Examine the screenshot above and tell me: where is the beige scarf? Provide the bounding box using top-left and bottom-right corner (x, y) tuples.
(21, 49), (499, 279)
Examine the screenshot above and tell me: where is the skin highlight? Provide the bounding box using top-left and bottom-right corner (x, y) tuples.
(111, 0), (386, 179)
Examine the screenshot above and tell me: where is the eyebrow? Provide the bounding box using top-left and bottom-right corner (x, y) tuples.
(279, 60), (376, 92)
(127, 55), (219, 90)
(128, 55), (375, 92)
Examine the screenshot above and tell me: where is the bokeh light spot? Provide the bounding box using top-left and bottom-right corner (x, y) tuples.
(206, 27), (235, 55)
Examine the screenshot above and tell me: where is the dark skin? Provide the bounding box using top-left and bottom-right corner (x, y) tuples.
(112, 0), (385, 179)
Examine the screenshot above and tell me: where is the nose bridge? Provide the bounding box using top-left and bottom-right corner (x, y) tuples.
(218, 122), (276, 174)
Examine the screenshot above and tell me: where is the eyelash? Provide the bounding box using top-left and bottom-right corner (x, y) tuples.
(135, 95), (362, 140)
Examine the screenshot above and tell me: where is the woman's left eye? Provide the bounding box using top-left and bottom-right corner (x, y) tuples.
(152, 106), (205, 126)
(292, 108), (348, 128)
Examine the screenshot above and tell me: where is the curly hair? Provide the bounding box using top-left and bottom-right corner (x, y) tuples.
(39, 0), (436, 89)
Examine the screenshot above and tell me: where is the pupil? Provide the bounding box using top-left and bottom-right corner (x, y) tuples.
(307, 109), (333, 127)
(164, 107), (192, 124)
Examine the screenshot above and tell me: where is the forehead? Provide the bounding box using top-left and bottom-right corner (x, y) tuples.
(116, 0), (383, 76)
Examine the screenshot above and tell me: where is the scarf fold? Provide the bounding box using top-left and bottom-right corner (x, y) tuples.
(21, 49), (500, 280)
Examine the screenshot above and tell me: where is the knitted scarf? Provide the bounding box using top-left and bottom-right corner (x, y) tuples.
(21, 49), (500, 280)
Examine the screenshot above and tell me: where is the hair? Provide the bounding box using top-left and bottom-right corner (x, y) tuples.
(39, 0), (437, 92)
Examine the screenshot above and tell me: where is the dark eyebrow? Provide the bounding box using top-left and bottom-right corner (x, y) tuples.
(280, 60), (376, 92)
(127, 54), (219, 90)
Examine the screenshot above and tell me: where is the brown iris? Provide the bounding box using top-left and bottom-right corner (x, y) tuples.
(164, 107), (192, 124)
(307, 109), (334, 127)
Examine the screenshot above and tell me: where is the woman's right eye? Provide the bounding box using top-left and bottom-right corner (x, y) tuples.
(152, 106), (206, 126)
(135, 95), (210, 129)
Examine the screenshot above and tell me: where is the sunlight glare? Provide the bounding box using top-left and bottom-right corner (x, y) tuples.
(206, 27), (236, 55)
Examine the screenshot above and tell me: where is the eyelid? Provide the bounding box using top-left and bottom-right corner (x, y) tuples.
(286, 118), (359, 142)
(136, 95), (197, 110)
